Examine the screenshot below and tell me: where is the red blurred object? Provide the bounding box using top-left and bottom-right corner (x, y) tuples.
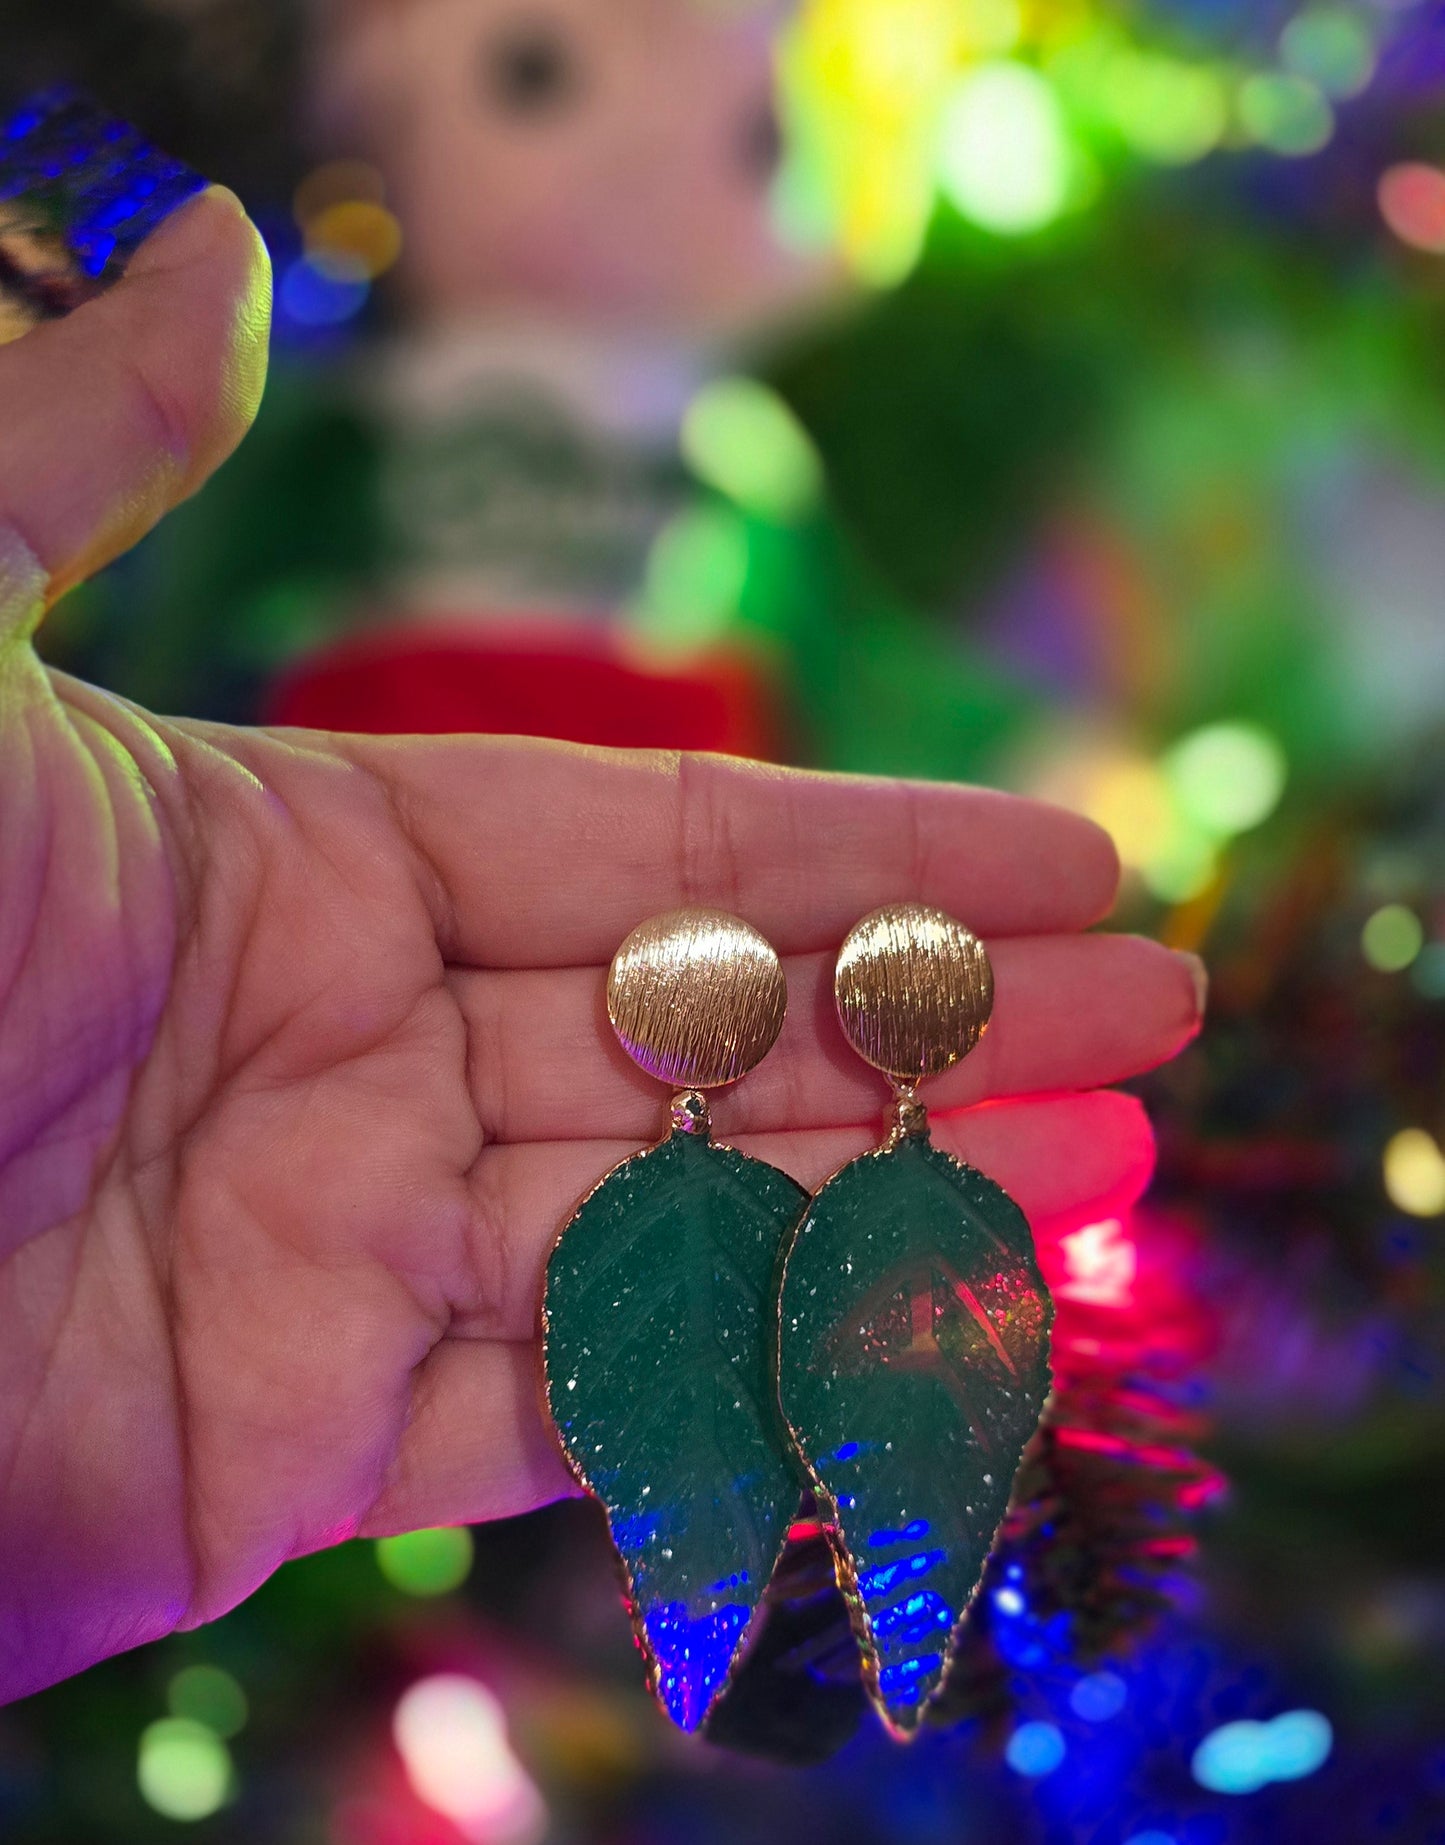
(267, 618), (782, 758)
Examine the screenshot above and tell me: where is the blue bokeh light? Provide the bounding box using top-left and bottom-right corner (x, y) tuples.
(1006, 1720), (1066, 1777)
(1192, 1708), (1333, 1794)
(1267, 1709), (1334, 1781)
(279, 256), (369, 328)
(1192, 1720), (1276, 1794)
(1071, 1669), (1129, 1722)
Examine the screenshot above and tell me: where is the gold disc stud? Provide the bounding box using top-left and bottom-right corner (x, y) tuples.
(607, 909), (787, 1089)
(834, 903), (993, 1085)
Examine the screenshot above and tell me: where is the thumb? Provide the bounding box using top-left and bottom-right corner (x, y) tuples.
(0, 183), (271, 636)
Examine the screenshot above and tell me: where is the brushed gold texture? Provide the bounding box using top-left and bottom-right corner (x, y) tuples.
(607, 909), (787, 1089)
(834, 903), (993, 1084)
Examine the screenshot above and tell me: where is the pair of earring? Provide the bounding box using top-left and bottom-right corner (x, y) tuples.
(541, 905), (1053, 1741)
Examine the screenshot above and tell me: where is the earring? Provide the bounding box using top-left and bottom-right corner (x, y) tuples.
(776, 904), (1054, 1738)
(541, 909), (807, 1734)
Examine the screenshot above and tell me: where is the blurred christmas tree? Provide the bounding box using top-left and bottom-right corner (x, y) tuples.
(4, 0), (1445, 1839)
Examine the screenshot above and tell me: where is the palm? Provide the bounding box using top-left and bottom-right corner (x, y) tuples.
(0, 193), (1201, 1704)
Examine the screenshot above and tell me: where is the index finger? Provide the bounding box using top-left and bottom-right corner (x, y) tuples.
(339, 734), (1120, 965)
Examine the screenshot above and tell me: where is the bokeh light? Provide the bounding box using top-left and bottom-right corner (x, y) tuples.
(629, 505), (750, 655)
(1191, 1718), (1278, 1794)
(1383, 1127), (1445, 1217)
(777, 0), (961, 283)
(1360, 903), (1424, 973)
(938, 62), (1071, 234)
(136, 1718), (232, 1822)
(1379, 162), (1445, 254)
(1099, 50), (1228, 165)
(1070, 1669), (1129, 1721)
(305, 200), (402, 281)
(292, 159), (386, 227)
(166, 1664), (248, 1739)
(1058, 1217), (1137, 1308)
(279, 255), (369, 327)
(1237, 72), (1334, 156)
(1033, 744), (1223, 903)
(1192, 1709), (1333, 1793)
(393, 1675), (546, 1845)
(966, 0), (1024, 56)
(1267, 1708), (1335, 1781)
(1413, 942), (1445, 999)
(1279, 7), (1376, 99)
(681, 377), (823, 520)
(1162, 721), (1287, 839)
(374, 1526), (475, 1597)
(1004, 1719), (1066, 1775)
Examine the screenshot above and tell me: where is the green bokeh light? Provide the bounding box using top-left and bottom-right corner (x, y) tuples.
(629, 505), (751, 657)
(938, 61), (1071, 235)
(681, 378), (823, 522)
(1100, 51), (1228, 165)
(1361, 904), (1424, 973)
(1237, 72), (1334, 156)
(167, 1665), (248, 1740)
(137, 1719), (232, 1822)
(1280, 7), (1376, 99)
(1162, 722), (1287, 839)
(375, 1526), (475, 1598)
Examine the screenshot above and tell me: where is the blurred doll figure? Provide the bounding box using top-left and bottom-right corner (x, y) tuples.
(270, 0), (831, 754)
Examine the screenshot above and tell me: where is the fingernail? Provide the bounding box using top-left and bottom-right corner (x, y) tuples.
(0, 89), (205, 335)
(1179, 951), (1209, 1015)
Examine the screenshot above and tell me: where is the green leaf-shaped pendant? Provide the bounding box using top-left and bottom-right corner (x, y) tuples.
(544, 1125), (807, 1731)
(777, 1128), (1053, 1734)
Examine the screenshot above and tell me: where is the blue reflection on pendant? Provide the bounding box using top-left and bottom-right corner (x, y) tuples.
(708, 1570), (751, 1592)
(608, 1510), (660, 1553)
(878, 1649), (946, 1699)
(858, 1549), (946, 1596)
(852, 1518), (960, 1715)
(643, 1601), (751, 1731)
(868, 1518), (931, 1544)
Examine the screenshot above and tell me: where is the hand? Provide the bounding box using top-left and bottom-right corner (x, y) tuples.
(0, 192), (1202, 1704)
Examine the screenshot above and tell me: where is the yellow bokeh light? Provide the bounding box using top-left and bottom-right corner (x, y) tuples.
(1081, 756), (1175, 865)
(1383, 1128), (1445, 1217)
(305, 201), (403, 281)
(964, 0), (1024, 56)
(1028, 740), (1219, 903)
